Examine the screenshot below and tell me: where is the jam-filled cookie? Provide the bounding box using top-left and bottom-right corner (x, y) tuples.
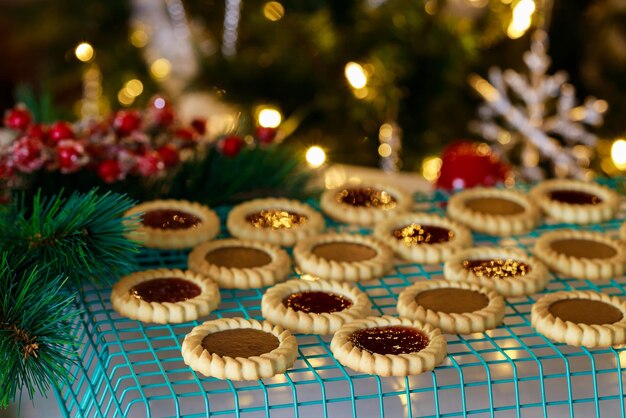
(320, 182), (411, 226)
(111, 268), (220, 324)
(293, 233), (394, 282)
(188, 239), (291, 289)
(530, 179), (620, 224)
(620, 221), (626, 243)
(447, 188), (540, 236)
(444, 246), (549, 297)
(261, 279), (371, 334)
(227, 198), (324, 247)
(373, 213), (472, 264)
(124, 199), (220, 249)
(531, 290), (626, 347)
(533, 229), (626, 280)
(181, 317), (298, 380)
(397, 279), (505, 334)
(330, 315), (447, 376)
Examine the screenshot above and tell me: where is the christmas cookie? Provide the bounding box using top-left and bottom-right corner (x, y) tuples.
(530, 179), (620, 224)
(188, 239), (291, 289)
(447, 187), (540, 236)
(320, 183), (412, 226)
(444, 247), (549, 297)
(111, 268), (220, 324)
(620, 221), (626, 242)
(329, 315), (447, 376)
(533, 230), (626, 280)
(293, 233), (394, 281)
(124, 199), (220, 249)
(531, 290), (626, 347)
(373, 213), (472, 264)
(226, 198), (324, 247)
(181, 317), (298, 380)
(261, 279), (372, 334)
(397, 279), (505, 334)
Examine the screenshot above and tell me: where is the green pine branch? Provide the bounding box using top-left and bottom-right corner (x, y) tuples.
(0, 189), (140, 287)
(0, 253), (79, 408)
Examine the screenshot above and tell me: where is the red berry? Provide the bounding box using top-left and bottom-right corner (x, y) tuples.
(11, 136), (45, 173)
(157, 144), (180, 167)
(174, 127), (195, 141)
(135, 151), (164, 177)
(255, 126), (277, 144)
(113, 110), (142, 136)
(26, 123), (47, 140)
(97, 159), (122, 183)
(149, 96), (175, 127)
(436, 141), (509, 190)
(219, 135), (244, 157)
(48, 121), (75, 143)
(0, 159), (14, 179)
(56, 140), (87, 173)
(191, 118), (207, 135)
(3, 106), (32, 131)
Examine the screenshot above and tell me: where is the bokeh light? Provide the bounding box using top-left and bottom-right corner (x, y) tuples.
(306, 146), (326, 168)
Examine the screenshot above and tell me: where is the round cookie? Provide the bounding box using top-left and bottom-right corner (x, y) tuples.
(124, 199), (220, 249)
(447, 187), (540, 236)
(444, 246), (549, 297)
(373, 213), (472, 264)
(293, 233), (394, 282)
(531, 290), (626, 347)
(533, 229), (626, 280)
(181, 318), (298, 380)
(621, 221), (626, 243)
(111, 268), (220, 324)
(320, 182), (412, 226)
(188, 239), (291, 289)
(262, 279), (371, 334)
(330, 315), (447, 376)
(530, 179), (620, 224)
(397, 279), (506, 334)
(227, 198), (324, 247)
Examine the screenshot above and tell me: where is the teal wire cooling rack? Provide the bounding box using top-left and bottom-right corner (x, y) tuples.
(53, 190), (626, 417)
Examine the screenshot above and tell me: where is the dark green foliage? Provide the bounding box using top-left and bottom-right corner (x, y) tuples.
(0, 254), (79, 408)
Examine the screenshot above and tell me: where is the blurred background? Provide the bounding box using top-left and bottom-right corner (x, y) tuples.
(1, 0), (625, 179)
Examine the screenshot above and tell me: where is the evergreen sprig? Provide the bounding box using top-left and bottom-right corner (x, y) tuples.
(0, 189), (140, 287)
(0, 253), (79, 408)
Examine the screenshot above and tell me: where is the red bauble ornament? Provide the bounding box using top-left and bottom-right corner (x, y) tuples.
(436, 141), (509, 191)
(48, 121), (75, 143)
(219, 135), (244, 157)
(157, 144), (180, 167)
(56, 140), (88, 173)
(26, 124), (47, 140)
(113, 110), (142, 136)
(255, 126), (277, 144)
(97, 159), (123, 183)
(174, 127), (195, 141)
(191, 118), (207, 135)
(149, 96), (175, 127)
(135, 151), (164, 177)
(11, 136), (46, 173)
(3, 106), (32, 131)
(0, 159), (14, 179)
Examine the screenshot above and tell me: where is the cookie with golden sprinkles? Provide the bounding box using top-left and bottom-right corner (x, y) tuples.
(188, 238), (291, 289)
(293, 233), (394, 281)
(531, 290), (626, 347)
(330, 315), (447, 376)
(373, 213), (472, 264)
(226, 198), (324, 247)
(530, 179), (620, 224)
(261, 278), (371, 334)
(181, 318), (298, 380)
(320, 182), (412, 226)
(397, 279), (506, 334)
(444, 246), (549, 297)
(533, 229), (626, 280)
(111, 268), (220, 324)
(447, 187), (540, 236)
(124, 199), (220, 249)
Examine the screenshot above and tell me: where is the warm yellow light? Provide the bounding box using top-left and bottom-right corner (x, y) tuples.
(130, 29), (149, 48)
(507, 0), (535, 39)
(117, 89), (134, 106)
(422, 156), (443, 183)
(424, 0), (438, 15)
(306, 146), (326, 168)
(75, 42), (94, 62)
(378, 143), (392, 158)
(258, 108), (282, 128)
(612, 139), (626, 170)
(150, 58), (171, 80)
(124, 79), (144, 97)
(263, 1), (285, 21)
(345, 62), (367, 89)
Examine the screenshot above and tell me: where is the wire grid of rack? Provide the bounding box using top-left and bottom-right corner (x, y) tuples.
(52, 189), (626, 418)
